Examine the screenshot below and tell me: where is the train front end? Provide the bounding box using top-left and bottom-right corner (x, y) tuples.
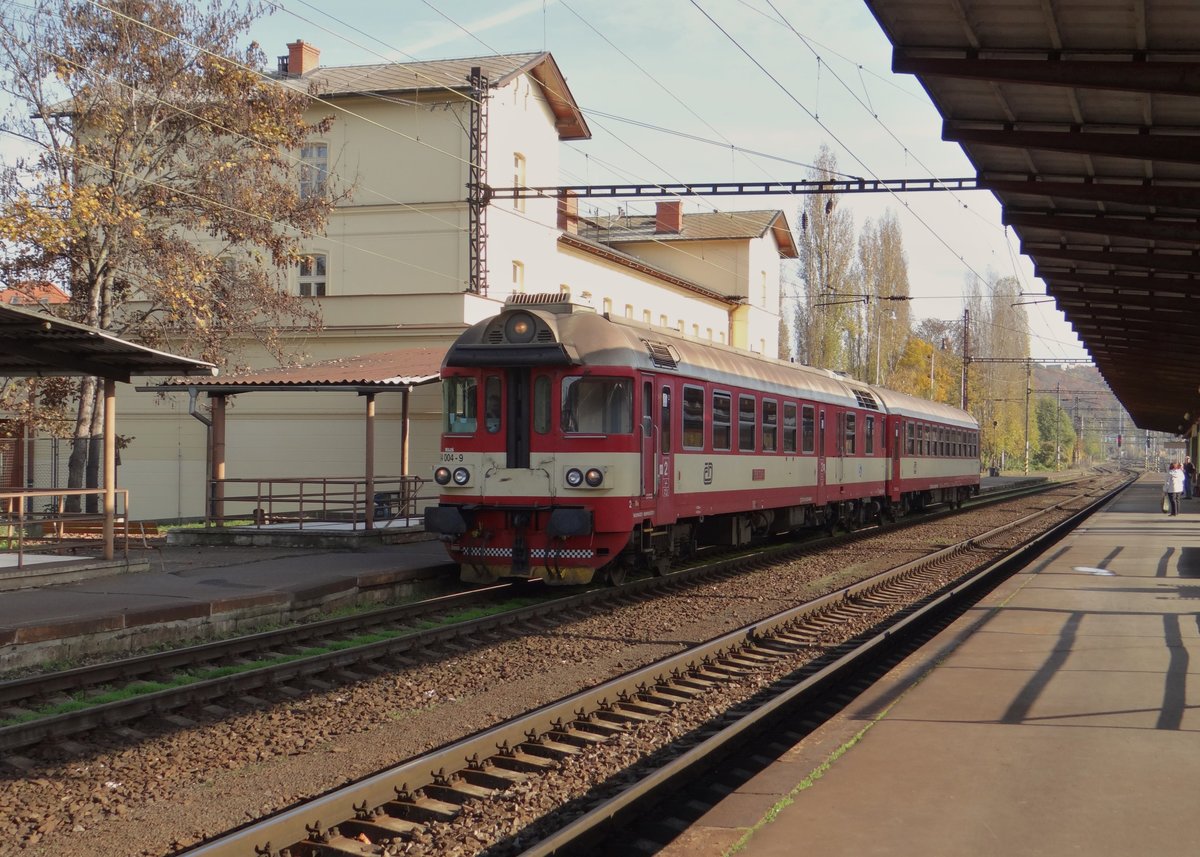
(423, 299), (640, 585)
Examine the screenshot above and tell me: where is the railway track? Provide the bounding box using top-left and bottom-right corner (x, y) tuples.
(179, 471), (1130, 857)
(0, 472), (1095, 757)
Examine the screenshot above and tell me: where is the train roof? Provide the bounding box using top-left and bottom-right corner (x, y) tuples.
(868, 386), (979, 430)
(446, 298), (976, 426)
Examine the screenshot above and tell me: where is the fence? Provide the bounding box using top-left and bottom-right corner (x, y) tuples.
(0, 487), (129, 567)
(206, 475), (429, 531)
(0, 436), (88, 501)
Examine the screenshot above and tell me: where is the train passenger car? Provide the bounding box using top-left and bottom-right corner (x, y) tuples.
(872, 387), (980, 513)
(424, 296), (979, 585)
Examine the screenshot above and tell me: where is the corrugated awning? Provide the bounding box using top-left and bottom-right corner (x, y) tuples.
(0, 303), (215, 383)
(865, 0), (1200, 434)
(138, 346), (445, 394)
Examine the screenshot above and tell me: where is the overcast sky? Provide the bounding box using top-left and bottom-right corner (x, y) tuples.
(0, 0), (1069, 364)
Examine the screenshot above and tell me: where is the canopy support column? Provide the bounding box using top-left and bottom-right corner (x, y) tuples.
(365, 393), (376, 530)
(103, 378), (116, 561)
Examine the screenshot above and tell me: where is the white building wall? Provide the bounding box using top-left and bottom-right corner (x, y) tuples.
(111, 63), (790, 520)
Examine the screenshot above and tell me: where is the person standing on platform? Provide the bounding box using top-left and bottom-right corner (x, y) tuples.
(1185, 456), (1196, 499)
(1166, 461), (1185, 516)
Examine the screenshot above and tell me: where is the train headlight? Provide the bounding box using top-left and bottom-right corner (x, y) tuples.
(434, 466), (452, 485)
(585, 467), (604, 487)
(452, 467), (471, 486)
(565, 467), (584, 488)
(504, 312), (536, 343)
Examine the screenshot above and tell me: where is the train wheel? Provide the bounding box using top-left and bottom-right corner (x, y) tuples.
(604, 563), (628, 586)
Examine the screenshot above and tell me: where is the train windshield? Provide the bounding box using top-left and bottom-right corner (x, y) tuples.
(443, 376), (479, 433)
(561, 377), (633, 434)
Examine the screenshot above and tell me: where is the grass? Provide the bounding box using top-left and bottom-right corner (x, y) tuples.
(0, 595), (548, 728)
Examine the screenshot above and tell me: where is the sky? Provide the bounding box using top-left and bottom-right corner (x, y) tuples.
(8, 0), (1093, 364)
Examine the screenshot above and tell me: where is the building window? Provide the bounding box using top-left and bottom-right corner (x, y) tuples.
(512, 260), (524, 293)
(642, 309), (651, 323)
(625, 304), (634, 319)
(299, 253), (326, 296)
(692, 324), (699, 336)
(513, 153), (526, 212)
(299, 143), (328, 199)
(659, 314), (668, 328)
(603, 298), (612, 315)
(706, 327), (713, 340)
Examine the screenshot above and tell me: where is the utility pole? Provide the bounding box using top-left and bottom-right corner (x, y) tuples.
(1024, 362), (1032, 475)
(961, 308), (970, 411)
(1055, 382), (1061, 470)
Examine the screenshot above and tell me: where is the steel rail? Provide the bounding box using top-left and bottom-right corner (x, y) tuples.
(0, 474), (1087, 752)
(180, 472), (1130, 857)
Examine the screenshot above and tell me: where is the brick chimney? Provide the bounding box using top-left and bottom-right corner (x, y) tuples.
(557, 190), (579, 234)
(655, 199), (683, 234)
(285, 40), (320, 77)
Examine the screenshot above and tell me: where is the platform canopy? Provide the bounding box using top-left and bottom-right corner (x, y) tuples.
(0, 302), (216, 381)
(865, 0), (1200, 434)
(0, 302), (214, 562)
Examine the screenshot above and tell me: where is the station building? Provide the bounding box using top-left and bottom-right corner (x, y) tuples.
(115, 43), (798, 520)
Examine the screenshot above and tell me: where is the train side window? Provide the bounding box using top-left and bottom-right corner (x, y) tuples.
(660, 386), (672, 453)
(533, 375), (551, 434)
(783, 402), (797, 453)
(844, 413), (856, 455)
(443, 376), (479, 434)
(562, 377), (633, 434)
(682, 385), (705, 450)
(906, 422), (915, 455)
(865, 415), (875, 455)
(738, 395), (756, 451)
(712, 392), (731, 451)
(762, 399), (778, 452)
(484, 376), (502, 433)
(801, 405), (815, 454)
(916, 423), (924, 456)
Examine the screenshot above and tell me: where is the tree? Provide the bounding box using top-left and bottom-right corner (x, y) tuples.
(857, 209), (911, 385)
(0, 0), (347, 504)
(794, 145), (857, 371)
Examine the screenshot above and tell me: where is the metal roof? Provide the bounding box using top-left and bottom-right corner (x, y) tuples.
(141, 347), (444, 394)
(298, 52), (591, 141)
(583, 210), (800, 258)
(865, 0), (1200, 434)
(0, 303), (215, 383)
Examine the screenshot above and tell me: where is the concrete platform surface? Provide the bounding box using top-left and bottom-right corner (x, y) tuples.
(666, 471), (1200, 857)
(0, 538), (456, 661)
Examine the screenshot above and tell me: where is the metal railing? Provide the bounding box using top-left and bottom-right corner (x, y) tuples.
(206, 475), (429, 531)
(0, 488), (130, 568)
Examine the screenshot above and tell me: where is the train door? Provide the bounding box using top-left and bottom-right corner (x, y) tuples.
(641, 377), (656, 500)
(656, 382), (676, 522)
(817, 408), (827, 501)
(891, 417), (902, 499)
(505, 369), (531, 468)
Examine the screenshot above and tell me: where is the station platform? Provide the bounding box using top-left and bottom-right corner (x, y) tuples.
(668, 471), (1200, 857)
(0, 538), (456, 670)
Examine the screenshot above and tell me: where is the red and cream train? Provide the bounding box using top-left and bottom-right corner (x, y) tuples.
(424, 296), (980, 585)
